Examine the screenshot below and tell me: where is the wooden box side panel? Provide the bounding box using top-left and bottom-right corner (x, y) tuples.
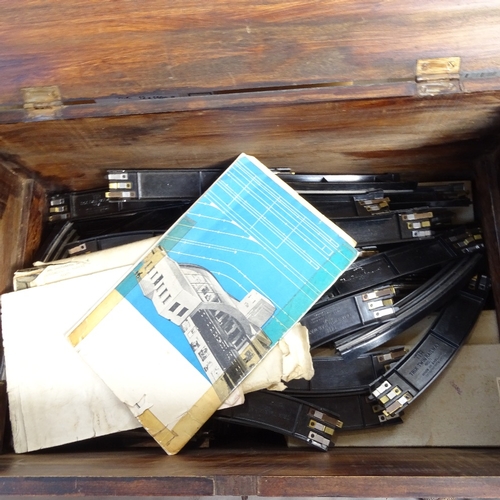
(1, 448), (500, 497)
(0, 159), (44, 295)
(475, 143), (500, 327)
(1, 92), (500, 194)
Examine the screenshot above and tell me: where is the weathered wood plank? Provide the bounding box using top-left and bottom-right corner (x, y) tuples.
(1, 92), (500, 194)
(0, 158), (44, 295)
(0, 81), (417, 125)
(474, 144), (500, 329)
(1, 1), (500, 105)
(0, 447), (500, 497)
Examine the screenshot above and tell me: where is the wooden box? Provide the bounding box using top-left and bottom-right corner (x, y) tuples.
(1, 1), (500, 497)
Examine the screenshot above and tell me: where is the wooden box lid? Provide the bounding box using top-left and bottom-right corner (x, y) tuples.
(1, 0), (500, 122)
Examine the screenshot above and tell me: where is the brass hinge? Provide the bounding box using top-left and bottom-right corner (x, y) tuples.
(415, 57), (462, 96)
(22, 85), (63, 120)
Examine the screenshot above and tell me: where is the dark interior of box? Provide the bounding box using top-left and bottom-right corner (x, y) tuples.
(1, 90), (500, 497)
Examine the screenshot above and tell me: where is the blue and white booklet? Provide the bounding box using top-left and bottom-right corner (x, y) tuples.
(66, 153), (358, 454)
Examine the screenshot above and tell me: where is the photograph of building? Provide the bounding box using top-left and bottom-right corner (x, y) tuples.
(136, 246), (275, 390)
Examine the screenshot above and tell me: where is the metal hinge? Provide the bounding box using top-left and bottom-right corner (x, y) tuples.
(22, 85), (63, 120)
(416, 57), (462, 96)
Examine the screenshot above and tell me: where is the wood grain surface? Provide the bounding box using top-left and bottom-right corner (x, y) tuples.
(0, 159), (44, 294)
(0, 447), (500, 497)
(474, 146), (500, 330)
(1, 92), (500, 194)
(1, 1), (500, 105)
